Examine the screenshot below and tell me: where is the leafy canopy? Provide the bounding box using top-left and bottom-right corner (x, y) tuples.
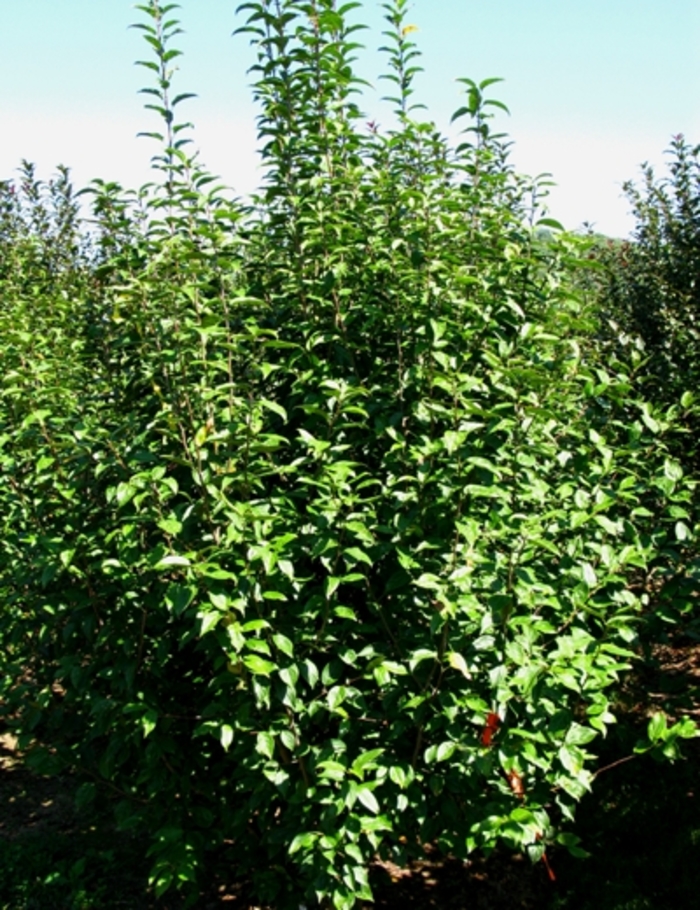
(0, 2), (697, 908)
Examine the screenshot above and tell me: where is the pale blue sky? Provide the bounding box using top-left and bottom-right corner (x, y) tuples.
(2, 1), (699, 237)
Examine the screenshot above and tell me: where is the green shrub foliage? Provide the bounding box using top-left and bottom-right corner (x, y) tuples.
(591, 135), (700, 464)
(0, 2), (697, 907)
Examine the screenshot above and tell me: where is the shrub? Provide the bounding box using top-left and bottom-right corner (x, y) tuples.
(591, 134), (700, 465)
(1, 2), (697, 908)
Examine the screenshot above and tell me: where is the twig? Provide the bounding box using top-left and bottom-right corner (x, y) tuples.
(594, 753), (637, 777)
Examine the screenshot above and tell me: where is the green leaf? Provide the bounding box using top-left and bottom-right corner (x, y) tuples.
(289, 832), (317, 855)
(154, 554), (191, 570)
(344, 546), (373, 566)
(262, 589), (288, 601)
(334, 606), (357, 620)
(328, 685), (348, 711)
(351, 749), (384, 779)
(409, 649), (437, 670)
(647, 712), (668, 742)
(141, 709), (158, 738)
(256, 731), (275, 759)
(326, 576), (342, 598)
(564, 723), (598, 746)
(443, 430), (465, 454)
(436, 741), (457, 762)
(557, 831), (590, 858)
(415, 573), (443, 591)
(273, 632), (294, 657)
(172, 92), (197, 106)
(640, 405), (660, 434)
(303, 659), (319, 689)
(209, 592), (228, 610)
(316, 760), (346, 781)
(389, 766), (409, 789)
(675, 521), (691, 541)
(114, 481), (137, 507)
(676, 718), (698, 739)
(447, 651), (471, 679)
(220, 725), (234, 752)
(158, 516), (182, 536)
(356, 786), (380, 814)
(581, 563), (597, 587)
(535, 218), (565, 231)
(165, 584), (196, 616)
(198, 611), (221, 636)
(664, 460), (683, 482)
(559, 744), (586, 775)
(242, 654), (277, 676)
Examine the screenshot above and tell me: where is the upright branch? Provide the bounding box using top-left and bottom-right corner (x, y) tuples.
(132, 1), (197, 212)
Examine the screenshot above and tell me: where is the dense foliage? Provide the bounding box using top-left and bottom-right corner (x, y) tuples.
(590, 135), (700, 482)
(596, 136), (700, 400)
(1, 3), (697, 908)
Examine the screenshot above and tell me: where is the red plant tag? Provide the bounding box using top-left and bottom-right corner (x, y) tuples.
(480, 712), (500, 746)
